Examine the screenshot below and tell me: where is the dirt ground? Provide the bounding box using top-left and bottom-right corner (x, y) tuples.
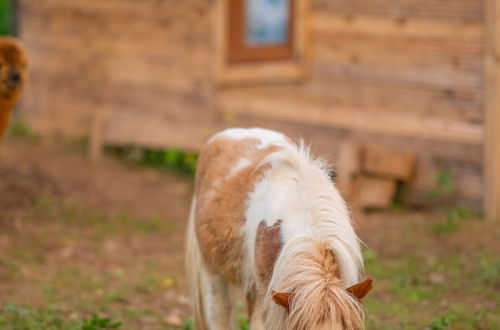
(0, 137), (499, 329)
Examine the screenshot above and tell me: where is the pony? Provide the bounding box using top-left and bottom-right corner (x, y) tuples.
(186, 128), (372, 330)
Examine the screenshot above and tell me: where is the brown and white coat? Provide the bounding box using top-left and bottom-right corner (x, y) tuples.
(186, 128), (370, 330)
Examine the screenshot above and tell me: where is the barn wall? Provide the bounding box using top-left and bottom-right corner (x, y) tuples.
(18, 0), (214, 141)
(217, 0), (485, 206)
(17, 0), (485, 206)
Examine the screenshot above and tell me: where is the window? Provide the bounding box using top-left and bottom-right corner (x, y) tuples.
(228, 0), (293, 63)
(215, 0), (308, 84)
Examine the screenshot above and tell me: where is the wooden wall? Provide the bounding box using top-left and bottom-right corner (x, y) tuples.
(217, 0), (485, 206)
(485, 0), (500, 220)
(18, 0), (215, 148)
(17, 0), (486, 206)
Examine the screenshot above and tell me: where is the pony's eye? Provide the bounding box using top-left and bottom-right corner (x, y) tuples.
(328, 169), (336, 182)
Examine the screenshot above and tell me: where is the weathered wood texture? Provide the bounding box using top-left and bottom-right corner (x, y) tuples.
(485, 0), (500, 220)
(362, 145), (415, 181)
(18, 0), (214, 137)
(216, 0), (485, 206)
(351, 175), (397, 209)
(17, 0), (486, 206)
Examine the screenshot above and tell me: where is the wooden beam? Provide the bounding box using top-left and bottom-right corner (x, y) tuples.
(485, 0), (500, 221)
(217, 91), (483, 144)
(351, 175), (397, 209)
(362, 145), (415, 181)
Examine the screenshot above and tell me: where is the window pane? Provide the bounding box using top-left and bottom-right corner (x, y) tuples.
(245, 0), (290, 46)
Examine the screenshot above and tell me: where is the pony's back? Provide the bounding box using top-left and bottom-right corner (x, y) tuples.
(186, 128), (369, 330)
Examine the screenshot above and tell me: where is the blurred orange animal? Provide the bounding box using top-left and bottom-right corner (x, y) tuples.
(0, 37), (27, 137)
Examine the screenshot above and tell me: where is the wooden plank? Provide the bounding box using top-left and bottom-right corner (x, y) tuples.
(335, 141), (360, 198)
(313, 61), (482, 91)
(88, 108), (109, 162)
(314, 36), (482, 69)
(312, 13), (484, 41)
(351, 175), (397, 209)
(220, 81), (483, 124)
(310, 13), (484, 90)
(103, 111), (218, 151)
(485, 0), (500, 220)
(314, 0), (484, 22)
(363, 145), (415, 181)
(217, 91), (483, 144)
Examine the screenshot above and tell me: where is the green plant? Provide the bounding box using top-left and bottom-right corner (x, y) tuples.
(8, 117), (38, 139)
(237, 314), (249, 330)
(0, 302), (77, 329)
(432, 206), (483, 234)
(106, 145), (198, 174)
(432, 209), (459, 233)
(81, 315), (122, 330)
(426, 314), (457, 330)
(180, 315), (249, 330)
(181, 317), (194, 330)
(0, 0), (12, 36)
(142, 148), (198, 173)
(428, 169), (454, 201)
(480, 258), (500, 285)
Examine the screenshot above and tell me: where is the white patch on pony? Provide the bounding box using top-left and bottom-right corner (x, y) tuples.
(243, 141), (363, 291)
(209, 127), (286, 149)
(228, 157), (251, 177)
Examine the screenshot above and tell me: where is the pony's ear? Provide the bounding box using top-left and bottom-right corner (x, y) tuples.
(271, 290), (291, 310)
(346, 277), (373, 300)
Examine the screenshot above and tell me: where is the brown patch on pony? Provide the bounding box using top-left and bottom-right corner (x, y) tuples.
(255, 219), (283, 286)
(194, 135), (281, 284)
(347, 277), (373, 301)
(0, 37), (28, 137)
(246, 284), (257, 318)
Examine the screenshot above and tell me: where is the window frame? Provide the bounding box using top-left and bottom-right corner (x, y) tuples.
(227, 0), (295, 63)
(215, 0), (309, 85)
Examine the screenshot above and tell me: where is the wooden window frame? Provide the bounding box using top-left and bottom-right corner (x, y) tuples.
(215, 0), (309, 85)
(227, 0), (294, 63)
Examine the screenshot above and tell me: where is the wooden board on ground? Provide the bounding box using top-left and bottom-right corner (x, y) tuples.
(362, 145), (416, 181)
(335, 141), (360, 198)
(351, 175), (397, 209)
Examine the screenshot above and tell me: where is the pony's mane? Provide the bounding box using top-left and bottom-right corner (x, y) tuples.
(258, 141), (365, 329)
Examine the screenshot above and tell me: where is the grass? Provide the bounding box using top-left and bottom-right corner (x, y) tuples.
(0, 303), (122, 330)
(8, 117), (38, 140)
(1, 139), (497, 329)
(0, 193), (187, 329)
(362, 230), (500, 329)
(105, 145), (198, 174)
(2, 192), (498, 329)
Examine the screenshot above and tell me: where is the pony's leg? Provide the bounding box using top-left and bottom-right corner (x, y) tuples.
(246, 288), (264, 330)
(249, 310), (265, 330)
(186, 197), (233, 329)
(200, 268), (234, 330)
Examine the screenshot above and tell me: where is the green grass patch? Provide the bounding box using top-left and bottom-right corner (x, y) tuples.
(363, 245), (500, 329)
(8, 117), (38, 140)
(105, 145), (198, 174)
(0, 303), (122, 330)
